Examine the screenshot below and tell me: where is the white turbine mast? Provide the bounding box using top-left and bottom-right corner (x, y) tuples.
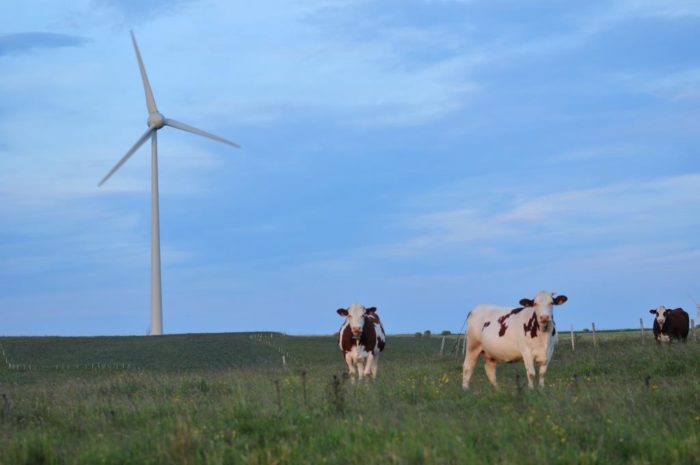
(99, 31), (239, 336)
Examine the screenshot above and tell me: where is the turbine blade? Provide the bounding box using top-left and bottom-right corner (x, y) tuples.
(131, 31), (158, 115)
(164, 118), (240, 148)
(98, 129), (154, 186)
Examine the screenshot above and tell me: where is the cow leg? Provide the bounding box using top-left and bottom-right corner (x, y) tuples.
(522, 354), (536, 389)
(367, 353), (379, 379)
(344, 352), (357, 383)
(483, 353), (498, 389)
(356, 358), (366, 382)
(363, 353), (375, 379)
(461, 339), (481, 390)
(537, 362), (548, 389)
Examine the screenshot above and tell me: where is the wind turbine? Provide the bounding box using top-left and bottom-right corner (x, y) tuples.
(99, 31), (239, 335)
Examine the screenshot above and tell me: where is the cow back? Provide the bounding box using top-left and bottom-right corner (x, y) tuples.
(367, 314), (386, 351)
(665, 308), (690, 338)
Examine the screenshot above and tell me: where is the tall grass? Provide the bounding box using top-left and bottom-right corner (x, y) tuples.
(0, 332), (698, 464)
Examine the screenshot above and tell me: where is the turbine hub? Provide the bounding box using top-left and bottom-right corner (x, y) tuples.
(147, 112), (165, 129)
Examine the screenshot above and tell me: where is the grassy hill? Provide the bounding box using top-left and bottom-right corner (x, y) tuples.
(0, 332), (453, 371)
(0, 331), (698, 464)
(1, 333), (291, 371)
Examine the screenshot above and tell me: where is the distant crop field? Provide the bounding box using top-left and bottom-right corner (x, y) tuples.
(0, 331), (698, 464)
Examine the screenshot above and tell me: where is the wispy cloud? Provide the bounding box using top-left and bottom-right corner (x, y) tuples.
(610, 0), (700, 19)
(0, 32), (89, 56)
(375, 174), (700, 258)
(91, 0), (200, 25)
(611, 68), (700, 101)
(555, 144), (645, 161)
(109, 0), (487, 129)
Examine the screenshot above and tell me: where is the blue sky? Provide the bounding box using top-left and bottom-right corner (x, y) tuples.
(1, 0), (699, 336)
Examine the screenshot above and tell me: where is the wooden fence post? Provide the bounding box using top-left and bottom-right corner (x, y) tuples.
(274, 380), (282, 412)
(440, 336), (445, 356)
(591, 322), (598, 349)
(639, 318), (645, 339)
(301, 370), (308, 409)
(0, 345), (9, 368)
(2, 393), (11, 418)
(570, 324), (575, 352)
(452, 335), (460, 359)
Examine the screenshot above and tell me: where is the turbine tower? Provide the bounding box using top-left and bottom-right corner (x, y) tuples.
(99, 31), (239, 335)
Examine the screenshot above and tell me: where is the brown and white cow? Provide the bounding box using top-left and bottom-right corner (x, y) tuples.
(462, 291), (568, 390)
(649, 306), (689, 343)
(337, 304), (386, 381)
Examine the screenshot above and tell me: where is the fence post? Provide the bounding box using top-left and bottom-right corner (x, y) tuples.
(570, 324), (575, 352)
(301, 370), (308, 409)
(455, 334), (464, 359)
(440, 336), (445, 356)
(691, 319), (696, 342)
(592, 322), (598, 349)
(640, 318), (645, 339)
(0, 344), (9, 368)
(274, 380), (282, 412)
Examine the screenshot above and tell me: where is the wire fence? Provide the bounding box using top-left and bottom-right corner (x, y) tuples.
(2, 362), (133, 372)
(445, 317), (699, 357)
(248, 332), (291, 367)
(1, 321), (696, 371)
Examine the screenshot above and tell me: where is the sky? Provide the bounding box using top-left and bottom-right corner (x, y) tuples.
(1, 0), (699, 337)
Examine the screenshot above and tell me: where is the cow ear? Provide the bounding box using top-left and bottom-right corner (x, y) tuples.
(649, 309), (656, 314)
(553, 295), (568, 305)
(337, 308), (349, 316)
(519, 298), (534, 307)
(366, 307), (377, 315)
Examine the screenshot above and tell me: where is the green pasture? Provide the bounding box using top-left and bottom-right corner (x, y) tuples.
(0, 330), (698, 464)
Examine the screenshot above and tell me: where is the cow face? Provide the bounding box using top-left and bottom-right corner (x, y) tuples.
(337, 304), (370, 340)
(519, 291), (568, 327)
(649, 306), (669, 326)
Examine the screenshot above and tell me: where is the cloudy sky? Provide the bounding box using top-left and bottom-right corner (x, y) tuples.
(1, 0), (699, 336)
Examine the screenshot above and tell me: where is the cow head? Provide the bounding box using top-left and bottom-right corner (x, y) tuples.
(337, 304), (376, 341)
(519, 291), (568, 327)
(649, 306), (669, 326)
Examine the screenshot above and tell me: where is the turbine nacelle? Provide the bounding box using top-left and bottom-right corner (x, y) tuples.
(147, 112), (165, 129)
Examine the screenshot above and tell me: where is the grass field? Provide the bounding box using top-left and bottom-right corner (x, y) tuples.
(0, 330), (698, 464)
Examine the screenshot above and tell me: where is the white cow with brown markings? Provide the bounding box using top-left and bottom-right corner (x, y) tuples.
(337, 304), (386, 382)
(462, 291), (568, 390)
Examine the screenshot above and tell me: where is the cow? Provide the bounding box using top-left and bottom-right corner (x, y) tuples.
(649, 306), (689, 343)
(462, 291), (568, 390)
(337, 304), (386, 382)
